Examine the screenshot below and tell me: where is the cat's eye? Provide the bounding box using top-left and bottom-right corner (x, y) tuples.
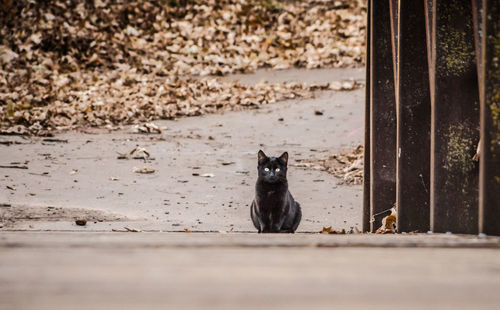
(275, 168), (280, 172)
(264, 168), (270, 172)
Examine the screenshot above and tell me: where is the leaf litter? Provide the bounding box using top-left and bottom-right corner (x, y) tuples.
(375, 206), (397, 234)
(294, 145), (364, 185)
(320, 226), (346, 234)
(132, 123), (163, 134)
(319, 226), (361, 234)
(0, 0), (366, 135)
(118, 146), (154, 160)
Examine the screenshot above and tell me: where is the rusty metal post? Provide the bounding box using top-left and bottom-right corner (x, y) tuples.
(396, 0), (431, 232)
(368, 0), (397, 232)
(424, 0), (434, 87)
(479, 0), (500, 236)
(429, 0), (480, 234)
(363, 0), (371, 232)
(472, 0), (484, 103)
(389, 0), (398, 85)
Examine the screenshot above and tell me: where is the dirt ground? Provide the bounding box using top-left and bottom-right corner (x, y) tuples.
(1, 68), (365, 232)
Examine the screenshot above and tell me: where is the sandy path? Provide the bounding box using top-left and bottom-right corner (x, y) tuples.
(0, 68), (364, 232)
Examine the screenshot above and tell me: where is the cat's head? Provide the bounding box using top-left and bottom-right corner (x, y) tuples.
(257, 150), (288, 183)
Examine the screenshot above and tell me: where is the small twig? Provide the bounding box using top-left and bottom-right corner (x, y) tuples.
(0, 165), (28, 169)
(29, 172), (50, 177)
(42, 138), (68, 143)
(369, 207), (394, 223)
(0, 141), (23, 146)
(419, 173), (428, 194)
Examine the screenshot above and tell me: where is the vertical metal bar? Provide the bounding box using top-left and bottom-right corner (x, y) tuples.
(396, 0), (431, 232)
(363, 0), (371, 233)
(424, 0), (434, 87)
(472, 0), (484, 102)
(369, 0), (397, 232)
(479, 0), (500, 236)
(389, 0), (399, 85)
(430, 0), (480, 234)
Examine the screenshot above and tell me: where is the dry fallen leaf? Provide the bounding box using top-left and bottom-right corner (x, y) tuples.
(133, 167), (155, 174)
(376, 207), (397, 234)
(319, 226), (346, 234)
(184, 228), (192, 233)
(328, 80), (361, 91)
(132, 123), (162, 134)
(130, 147), (151, 160)
(124, 226), (142, 232)
(200, 173), (215, 178)
(320, 226), (333, 234)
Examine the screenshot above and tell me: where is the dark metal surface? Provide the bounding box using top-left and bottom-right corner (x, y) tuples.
(396, 0), (431, 233)
(362, 0), (371, 233)
(368, 0), (397, 232)
(479, 0), (500, 235)
(430, 0), (480, 234)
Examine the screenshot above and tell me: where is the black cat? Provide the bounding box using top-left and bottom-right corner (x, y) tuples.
(250, 150), (302, 233)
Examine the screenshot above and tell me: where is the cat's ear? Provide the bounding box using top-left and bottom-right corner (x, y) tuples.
(279, 152), (288, 165)
(258, 150), (268, 162)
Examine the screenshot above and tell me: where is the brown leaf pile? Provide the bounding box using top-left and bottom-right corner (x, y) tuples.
(0, 0), (366, 134)
(295, 145), (364, 185)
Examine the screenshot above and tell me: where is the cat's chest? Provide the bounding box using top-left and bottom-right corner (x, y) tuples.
(257, 189), (285, 206)
(266, 190), (276, 196)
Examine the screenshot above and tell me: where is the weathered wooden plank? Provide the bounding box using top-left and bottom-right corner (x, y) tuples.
(479, 0), (500, 236)
(363, 0), (371, 232)
(472, 0), (484, 100)
(396, 0), (431, 232)
(368, 0), (397, 232)
(430, 0), (480, 234)
(424, 0), (434, 69)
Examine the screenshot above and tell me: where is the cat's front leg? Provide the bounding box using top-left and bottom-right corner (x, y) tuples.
(260, 224), (272, 233)
(258, 209), (275, 233)
(262, 223), (282, 233)
(260, 223), (279, 233)
(259, 220), (271, 233)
